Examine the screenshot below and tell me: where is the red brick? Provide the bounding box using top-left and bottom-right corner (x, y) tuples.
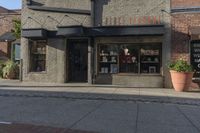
(171, 11), (200, 61)
(171, 0), (200, 8)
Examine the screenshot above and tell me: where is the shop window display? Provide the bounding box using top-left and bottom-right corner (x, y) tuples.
(29, 39), (47, 72)
(99, 44), (119, 74)
(140, 45), (161, 74)
(98, 43), (161, 74)
(119, 45), (139, 73)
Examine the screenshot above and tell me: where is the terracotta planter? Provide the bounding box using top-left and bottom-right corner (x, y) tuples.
(4, 69), (16, 79)
(170, 70), (194, 92)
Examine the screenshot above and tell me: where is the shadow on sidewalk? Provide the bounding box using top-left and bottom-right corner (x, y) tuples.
(0, 88), (199, 106)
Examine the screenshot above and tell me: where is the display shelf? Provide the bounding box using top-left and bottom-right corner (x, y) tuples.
(100, 61), (118, 63)
(141, 61), (159, 63)
(100, 55), (118, 56)
(32, 52), (46, 55)
(141, 54), (159, 56)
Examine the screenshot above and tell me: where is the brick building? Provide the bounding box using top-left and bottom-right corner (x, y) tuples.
(0, 6), (21, 61)
(171, 0), (200, 79)
(21, 0), (171, 87)
(20, 0), (200, 87)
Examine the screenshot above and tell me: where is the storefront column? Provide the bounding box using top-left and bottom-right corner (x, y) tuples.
(88, 39), (92, 84)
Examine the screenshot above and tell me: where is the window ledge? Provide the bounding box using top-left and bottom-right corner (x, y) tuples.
(113, 73), (162, 76)
(28, 71), (47, 74)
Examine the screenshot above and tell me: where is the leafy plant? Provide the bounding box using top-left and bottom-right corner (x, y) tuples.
(168, 59), (193, 72)
(2, 60), (19, 79)
(0, 60), (5, 78)
(12, 19), (21, 39)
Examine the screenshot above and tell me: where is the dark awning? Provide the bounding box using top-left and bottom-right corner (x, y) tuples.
(0, 32), (16, 42)
(22, 28), (47, 38)
(57, 25), (165, 37)
(190, 27), (200, 40)
(88, 25), (165, 36)
(57, 26), (85, 36)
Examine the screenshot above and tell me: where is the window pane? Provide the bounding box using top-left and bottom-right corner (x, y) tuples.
(29, 40), (46, 72)
(119, 44), (139, 73)
(98, 43), (162, 74)
(99, 44), (119, 74)
(140, 44), (161, 74)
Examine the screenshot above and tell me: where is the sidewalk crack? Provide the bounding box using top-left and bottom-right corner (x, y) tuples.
(67, 100), (106, 129)
(134, 103), (139, 133)
(176, 105), (200, 132)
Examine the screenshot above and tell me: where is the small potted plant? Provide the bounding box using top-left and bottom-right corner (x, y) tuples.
(168, 59), (194, 92)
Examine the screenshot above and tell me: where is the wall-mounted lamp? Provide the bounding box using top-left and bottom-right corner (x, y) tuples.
(161, 9), (170, 14)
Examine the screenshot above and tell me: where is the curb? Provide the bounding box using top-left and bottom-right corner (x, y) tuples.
(0, 90), (199, 106)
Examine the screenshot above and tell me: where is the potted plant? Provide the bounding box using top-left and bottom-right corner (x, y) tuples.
(0, 60), (5, 78)
(2, 60), (19, 79)
(168, 59), (194, 92)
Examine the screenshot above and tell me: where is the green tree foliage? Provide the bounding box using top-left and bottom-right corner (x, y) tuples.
(12, 19), (21, 39)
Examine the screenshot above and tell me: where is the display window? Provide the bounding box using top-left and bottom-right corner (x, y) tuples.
(29, 39), (47, 72)
(98, 43), (162, 74)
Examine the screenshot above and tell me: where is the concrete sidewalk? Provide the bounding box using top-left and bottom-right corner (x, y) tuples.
(0, 86), (199, 106)
(0, 79), (200, 105)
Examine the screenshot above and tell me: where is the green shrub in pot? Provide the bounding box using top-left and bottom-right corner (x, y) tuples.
(168, 59), (194, 92)
(168, 59), (193, 72)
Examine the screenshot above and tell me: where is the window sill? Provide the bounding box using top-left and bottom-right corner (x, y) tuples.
(28, 71), (47, 74)
(98, 73), (162, 76)
(114, 73), (162, 76)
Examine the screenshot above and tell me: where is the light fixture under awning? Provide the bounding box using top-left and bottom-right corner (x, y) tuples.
(88, 25), (165, 36)
(56, 25), (165, 37)
(22, 28), (47, 38)
(57, 26), (85, 36)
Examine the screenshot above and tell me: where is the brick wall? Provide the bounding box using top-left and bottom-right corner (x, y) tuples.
(0, 9), (21, 60)
(171, 0), (200, 8)
(171, 0), (200, 61)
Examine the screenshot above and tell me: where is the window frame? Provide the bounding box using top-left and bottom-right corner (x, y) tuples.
(98, 43), (162, 75)
(28, 39), (47, 73)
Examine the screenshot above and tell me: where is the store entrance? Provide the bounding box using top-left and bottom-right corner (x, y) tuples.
(68, 39), (88, 82)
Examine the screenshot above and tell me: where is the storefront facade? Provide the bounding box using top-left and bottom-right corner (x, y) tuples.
(21, 0), (171, 87)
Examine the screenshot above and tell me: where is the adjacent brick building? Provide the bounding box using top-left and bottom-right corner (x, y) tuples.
(0, 6), (21, 60)
(171, 0), (200, 79)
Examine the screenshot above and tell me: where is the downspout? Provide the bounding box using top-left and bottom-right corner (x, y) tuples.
(91, 0), (95, 26)
(90, 0), (95, 84)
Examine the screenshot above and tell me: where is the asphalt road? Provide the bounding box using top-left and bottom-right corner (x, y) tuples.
(0, 94), (200, 133)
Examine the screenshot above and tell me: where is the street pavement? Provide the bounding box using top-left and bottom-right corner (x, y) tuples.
(0, 87), (199, 133)
(0, 123), (97, 133)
